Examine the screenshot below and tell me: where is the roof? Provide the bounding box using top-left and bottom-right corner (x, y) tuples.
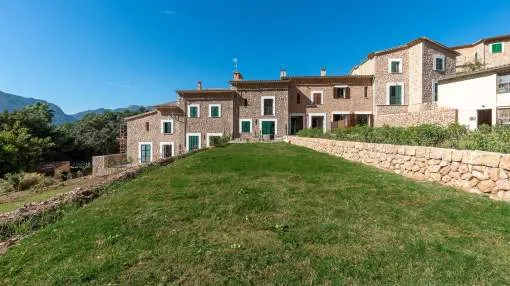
(176, 89), (237, 97)
(367, 37), (460, 58)
(124, 110), (158, 121)
(451, 34), (510, 50)
(153, 101), (183, 110)
(284, 75), (373, 85)
(350, 37), (460, 74)
(229, 79), (291, 90)
(439, 64), (510, 84)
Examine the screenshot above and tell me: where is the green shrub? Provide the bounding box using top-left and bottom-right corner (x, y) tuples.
(210, 134), (231, 147)
(0, 172), (54, 193)
(298, 123), (510, 153)
(297, 128), (325, 138)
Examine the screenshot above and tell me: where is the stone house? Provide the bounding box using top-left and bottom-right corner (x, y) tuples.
(124, 70), (374, 163)
(351, 37), (459, 127)
(453, 35), (510, 72)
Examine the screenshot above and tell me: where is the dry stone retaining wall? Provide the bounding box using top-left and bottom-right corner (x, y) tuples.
(287, 136), (510, 202)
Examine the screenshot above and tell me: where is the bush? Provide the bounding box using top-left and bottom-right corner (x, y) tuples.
(210, 134), (231, 147)
(297, 128), (325, 138)
(297, 123), (510, 153)
(0, 172), (54, 193)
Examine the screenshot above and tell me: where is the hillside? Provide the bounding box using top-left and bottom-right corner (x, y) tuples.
(2, 144), (510, 284)
(0, 91), (145, 124)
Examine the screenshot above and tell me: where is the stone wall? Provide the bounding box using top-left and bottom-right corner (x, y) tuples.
(374, 105), (457, 127)
(287, 136), (510, 202)
(92, 153), (133, 176)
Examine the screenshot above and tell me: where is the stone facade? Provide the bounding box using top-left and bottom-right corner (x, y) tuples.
(288, 136), (510, 202)
(454, 37), (510, 72)
(183, 96), (235, 147)
(235, 87), (289, 138)
(126, 109), (186, 163)
(288, 77), (374, 131)
(374, 105), (457, 127)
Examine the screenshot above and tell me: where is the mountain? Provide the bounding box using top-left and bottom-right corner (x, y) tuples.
(0, 91), (76, 125)
(71, 105), (145, 120)
(0, 91), (147, 125)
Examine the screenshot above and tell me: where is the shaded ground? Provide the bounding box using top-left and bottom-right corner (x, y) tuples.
(2, 143), (510, 284)
(0, 176), (108, 214)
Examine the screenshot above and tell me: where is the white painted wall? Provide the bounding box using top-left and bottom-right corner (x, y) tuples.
(438, 74), (497, 130)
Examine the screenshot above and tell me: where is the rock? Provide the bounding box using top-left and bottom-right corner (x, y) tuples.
(495, 180), (510, 190)
(429, 148), (443, 160)
(500, 170), (509, 179)
(462, 151), (501, 168)
(489, 168), (500, 182)
(442, 176), (451, 183)
(412, 165), (421, 172)
(406, 147), (416, 156)
(461, 173), (472, 180)
(428, 159), (441, 165)
(472, 170), (489, 181)
(470, 178), (479, 187)
(452, 150), (464, 162)
(429, 173), (442, 182)
(415, 148), (427, 158)
(459, 164), (469, 174)
(440, 166), (451, 175)
(468, 188), (483, 195)
(500, 155), (510, 170)
(450, 162), (460, 172)
(442, 150), (452, 162)
(477, 180), (496, 193)
(428, 165), (441, 173)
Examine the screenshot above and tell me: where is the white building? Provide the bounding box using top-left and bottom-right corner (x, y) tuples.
(438, 65), (510, 130)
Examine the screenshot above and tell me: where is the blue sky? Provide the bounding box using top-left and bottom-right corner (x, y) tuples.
(0, 0), (509, 114)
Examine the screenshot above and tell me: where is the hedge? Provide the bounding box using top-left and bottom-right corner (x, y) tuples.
(297, 124), (510, 153)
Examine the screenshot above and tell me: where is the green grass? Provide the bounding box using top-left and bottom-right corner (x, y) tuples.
(2, 143), (510, 284)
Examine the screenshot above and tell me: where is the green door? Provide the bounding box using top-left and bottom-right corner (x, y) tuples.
(188, 135), (200, 151)
(140, 144), (151, 163)
(261, 121), (275, 135)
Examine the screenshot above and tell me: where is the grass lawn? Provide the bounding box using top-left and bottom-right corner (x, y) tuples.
(0, 177), (105, 214)
(2, 143), (510, 284)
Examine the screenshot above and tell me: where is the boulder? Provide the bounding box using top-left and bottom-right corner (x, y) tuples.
(477, 180), (496, 193)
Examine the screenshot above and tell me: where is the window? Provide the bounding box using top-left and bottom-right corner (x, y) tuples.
(161, 120), (173, 134)
(491, 42), (503, 54)
(432, 80), (439, 102)
(333, 114), (348, 122)
(364, 86), (368, 98)
(209, 104), (221, 118)
(145, 122), (149, 131)
(186, 133), (201, 151)
(388, 83), (404, 105)
(160, 143), (173, 159)
(334, 87), (349, 99)
(297, 93), (301, 104)
(311, 91), (323, 105)
(139, 143), (152, 163)
(498, 75), (510, 94)
(188, 104), (199, 118)
(434, 55), (445, 71)
(240, 119), (252, 133)
(388, 59), (402, 73)
(243, 98), (248, 107)
(261, 96), (275, 116)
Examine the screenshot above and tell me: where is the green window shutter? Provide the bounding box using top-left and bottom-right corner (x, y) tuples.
(211, 106), (219, 117)
(395, 85), (402, 104)
(163, 122), (172, 133)
(190, 106), (197, 117)
(241, 121), (250, 133)
(492, 43), (503, 53)
(389, 85), (402, 105)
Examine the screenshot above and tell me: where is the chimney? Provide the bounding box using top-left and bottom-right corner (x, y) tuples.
(197, 81), (202, 90)
(233, 71), (243, 81)
(320, 67), (327, 77)
(280, 69), (287, 79)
